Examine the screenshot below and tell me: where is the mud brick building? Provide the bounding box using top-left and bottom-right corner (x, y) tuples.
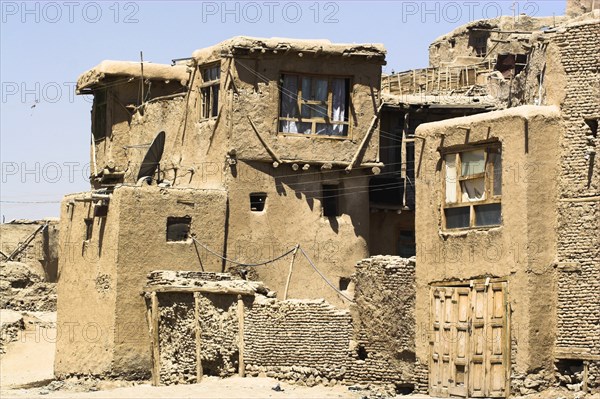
(55, 1), (599, 397)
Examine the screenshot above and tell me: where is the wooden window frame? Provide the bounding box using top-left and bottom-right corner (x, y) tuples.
(441, 143), (502, 230)
(277, 72), (352, 139)
(198, 63), (221, 120)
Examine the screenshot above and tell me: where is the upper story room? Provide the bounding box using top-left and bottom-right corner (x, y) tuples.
(76, 37), (387, 189)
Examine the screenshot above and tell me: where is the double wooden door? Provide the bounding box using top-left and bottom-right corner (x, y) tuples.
(430, 281), (509, 398)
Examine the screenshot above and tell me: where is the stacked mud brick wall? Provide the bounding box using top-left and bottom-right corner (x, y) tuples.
(245, 299), (352, 385)
(149, 256), (416, 390)
(553, 20), (600, 391)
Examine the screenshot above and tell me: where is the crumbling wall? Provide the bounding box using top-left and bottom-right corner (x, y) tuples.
(245, 298), (352, 385)
(347, 256), (415, 391)
(157, 293), (197, 385)
(197, 293), (240, 377)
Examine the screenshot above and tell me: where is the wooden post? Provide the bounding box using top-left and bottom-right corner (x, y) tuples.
(284, 245), (300, 300)
(237, 295), (245, 377)
(194, 292), (203, 382)
(150, 292), (160, 386)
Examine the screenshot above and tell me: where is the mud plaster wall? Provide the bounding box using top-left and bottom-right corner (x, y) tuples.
(55, 195), (119, 377)
(0, 221), (59, 282)
(225, 160), (370, 308)
(414, 106), (563, 391)
(548, 22), (600, 365)
(347, 256), (415, 388)
(92, 51), (382, 188)
(226, 55), (381, 163)
(55, 186), (227, 378)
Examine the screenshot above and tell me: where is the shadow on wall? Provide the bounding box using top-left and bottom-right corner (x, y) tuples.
(232, 161), (368, 239)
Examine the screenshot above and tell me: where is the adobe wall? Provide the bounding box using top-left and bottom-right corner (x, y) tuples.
(55, 193), (120, 377)
(428, 16), (564, 69)
(414, 106), (563, 394)
(150, 256), (415, 393)
(540, 20), (599, 389)
(55, 186), (228, 378)
(225, 160), (371, 308)
(224, 54), (382, 164)
(0, 220), (59, 281)
(90, 44), (383, 189)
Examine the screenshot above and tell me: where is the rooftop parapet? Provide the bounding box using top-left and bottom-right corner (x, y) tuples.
(76, 60), (190, 93)
(191, 36), (387, 64)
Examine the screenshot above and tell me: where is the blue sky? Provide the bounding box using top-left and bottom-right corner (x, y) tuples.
(0, 0), (566, 221)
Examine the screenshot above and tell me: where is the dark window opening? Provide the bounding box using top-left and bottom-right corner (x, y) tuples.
(339, 277), (351, 291)
(585, 119), (598, 137)
(250, 192), (267, 212)
(468, 31), (489, 58)
(495, 54), (528, 79)
(94, 204), (108, 217)
(322, 184), (340, 217)
(167, 216), (191, 242)
(474, 203), (502, 226)
(84, 218), (93, 241)
(357, 345), (368, 360)
(92, 89), (107, 141)
(398, 230), (416, 258)
(449, 38), (456, 48)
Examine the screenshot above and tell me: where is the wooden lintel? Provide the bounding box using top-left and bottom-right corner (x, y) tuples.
(145, 285), (256, 296)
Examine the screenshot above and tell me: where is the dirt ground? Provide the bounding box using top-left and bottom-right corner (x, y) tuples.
(0, 311), (598, 399)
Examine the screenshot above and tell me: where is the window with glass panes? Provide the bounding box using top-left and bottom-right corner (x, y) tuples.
(279, 74), (350, 137)
(443, 144), (502, 229)
(199, 64), (220, 119)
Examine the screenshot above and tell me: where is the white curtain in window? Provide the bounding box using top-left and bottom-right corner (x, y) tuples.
(461, 150), (485, 176)
(331, 78), (346, 135)
(461, 178), (485, 201)
(280, 75), (298, 133)
(445, 154), (457, 203)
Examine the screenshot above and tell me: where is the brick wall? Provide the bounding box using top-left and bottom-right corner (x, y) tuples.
(245, 298), (352, 385)
(553, 21), (600, 359)
(150, 256), (417, 390)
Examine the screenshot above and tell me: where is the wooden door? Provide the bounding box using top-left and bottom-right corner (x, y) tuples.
(430, 281), (509, 398)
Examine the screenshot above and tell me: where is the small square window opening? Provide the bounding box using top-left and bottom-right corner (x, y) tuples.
(250, 193), (267, 212)
(167, 216), (191, 242)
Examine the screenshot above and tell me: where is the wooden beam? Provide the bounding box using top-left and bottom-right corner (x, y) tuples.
(194, 292), (203, 382)
(247, 116), (282, 164)
(237, 295), (245, 377)
(144, 285), (256, 296)
(151, 292), (160, 386)
(345, 103), (384, 172)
